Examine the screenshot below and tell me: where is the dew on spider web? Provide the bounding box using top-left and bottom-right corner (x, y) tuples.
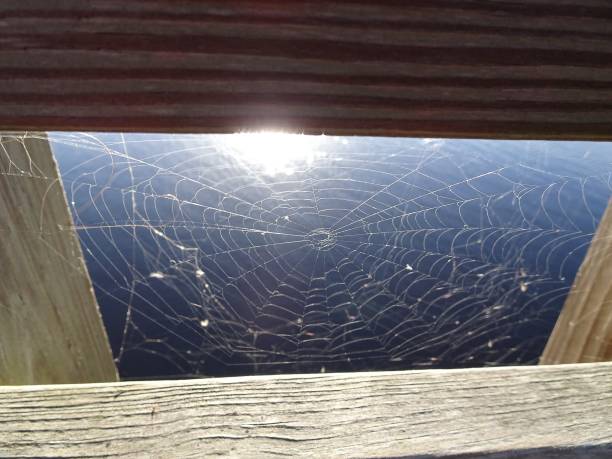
(41, 132), (612, 379)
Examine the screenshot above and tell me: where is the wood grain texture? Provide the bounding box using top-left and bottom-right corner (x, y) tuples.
(541, 199), (612, 364)
(0, 362), (611, 458)
(1, 1), (612, 138)
(0, 134), (118, 384)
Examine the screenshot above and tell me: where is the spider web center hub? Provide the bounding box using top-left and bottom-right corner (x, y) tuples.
(306, 228), (337, 251)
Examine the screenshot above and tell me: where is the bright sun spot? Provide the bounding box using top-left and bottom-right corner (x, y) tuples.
(221, 131), (326, 175)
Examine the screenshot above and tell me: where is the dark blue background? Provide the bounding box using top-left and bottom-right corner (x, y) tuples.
(51, 133), (612, 379)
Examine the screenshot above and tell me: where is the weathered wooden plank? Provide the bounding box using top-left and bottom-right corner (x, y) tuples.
(541, 199), (612, 364)
(1, 1), (612, 139)
(0, 362), (610, 457)
(0, 133), (118, 384)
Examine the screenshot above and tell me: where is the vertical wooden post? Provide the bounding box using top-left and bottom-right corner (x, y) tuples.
(0, 133), (117, 384)
(541, 199), (612, 364)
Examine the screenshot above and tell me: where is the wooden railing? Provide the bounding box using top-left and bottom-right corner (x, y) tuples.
(0, 1), (611, 457)
(1, 1), (612, 139)
(2, 363), (611, 458)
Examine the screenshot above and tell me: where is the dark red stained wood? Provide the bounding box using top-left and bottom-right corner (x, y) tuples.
(1, 0), (612, 138)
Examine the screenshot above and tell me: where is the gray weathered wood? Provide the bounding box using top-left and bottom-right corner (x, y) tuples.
(1, 1), (612, 139)
(0, 133), (118, 384)
(0, 362), (611, 457)
(541, 199), (612, 364)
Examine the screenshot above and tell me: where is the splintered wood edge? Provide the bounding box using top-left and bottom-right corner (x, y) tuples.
(0, 362), (611, 458)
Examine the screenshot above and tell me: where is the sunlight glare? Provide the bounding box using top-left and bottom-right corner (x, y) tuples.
(221, 131), (326, 175)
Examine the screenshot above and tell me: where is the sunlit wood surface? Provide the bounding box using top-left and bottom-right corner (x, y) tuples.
(0, 134), (118, 384)
(541, 199), (612, 364)
(1, 362), (611, 457)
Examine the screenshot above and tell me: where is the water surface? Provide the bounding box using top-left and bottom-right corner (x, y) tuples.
(51, 133), (612, 378)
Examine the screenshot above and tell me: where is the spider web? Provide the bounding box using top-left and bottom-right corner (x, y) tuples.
(41, 132), (612, 378)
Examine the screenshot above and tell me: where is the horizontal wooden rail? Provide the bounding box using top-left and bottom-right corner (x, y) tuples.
(1, 362), (611, 457)
(1, 1), (612, 138)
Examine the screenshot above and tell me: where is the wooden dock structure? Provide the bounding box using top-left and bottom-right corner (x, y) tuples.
(0, 1), (611, 457)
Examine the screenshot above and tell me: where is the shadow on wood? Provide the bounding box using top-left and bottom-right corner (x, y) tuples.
(1, 1), (612, 139)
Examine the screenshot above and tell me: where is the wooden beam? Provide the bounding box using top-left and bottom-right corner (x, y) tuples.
(0, 134), (118, 384)
(1, 1), (612, 139)
(541, 199), (612, 364)
(0, 362), (610, 457)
